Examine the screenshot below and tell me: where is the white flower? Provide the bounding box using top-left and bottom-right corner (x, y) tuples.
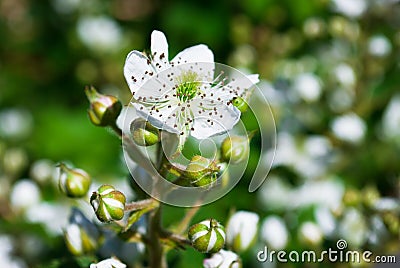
(77, 16), (122, 52)
(315, 206), (336, 236)
(226, 211), (259, 252)
(298, 222), (323, 246)
(90, 257), (126, 268)
(334, 63), (356, 87)
(124, 30), (259, 149)
(10, 179), (41, 211)
(339, 208), (368, 247)
(331, 113), (366, 143)
(293, 73), (322, 102)
(368, 35), (392, 57)
(331, 0), (367, 18)
(203, 249), (241, 268)
(382, 94), (400, 140)
(260, 216), (288, 250)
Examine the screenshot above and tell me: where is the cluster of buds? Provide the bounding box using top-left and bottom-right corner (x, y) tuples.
(85, 86), (122, 127)
(188, 219), (226, 253)
(58, 163), (91, 198)
(184, 155), (220, 187)
(90, 184), (126, 222)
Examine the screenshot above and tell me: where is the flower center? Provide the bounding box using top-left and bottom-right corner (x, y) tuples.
(175, 71), (200, 102)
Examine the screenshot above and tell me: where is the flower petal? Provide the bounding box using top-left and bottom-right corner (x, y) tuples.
(123, 51), (154, 94)
(171, 45), (214, 81)
(150, 30), (169, 71)
(190, 99), (240, 139)
(224, 74), (259, 100)
(133, 101), (180, 134)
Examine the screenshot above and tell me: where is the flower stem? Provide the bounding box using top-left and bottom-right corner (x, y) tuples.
(124, 198), (158, 212)
(148, 204), (167, 268)
(175, 203), (201, 235)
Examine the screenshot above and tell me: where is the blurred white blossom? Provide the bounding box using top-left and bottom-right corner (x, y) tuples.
(258, 176), (292, 210)
(77, 16), (123, 52)
(30, 159), (55, 184)
(339, 208), (368, 247)
(315, 206), (336, 236)
(0, 235), (27, 268)
(0, 108), (33, 140)
(10, 179), (41, 211)
(293, 179), (344, 210)
(334, 63), (356, 87)
(226, 211), (259, 252)
(293, 73), (322, 102)
(260, 216), (288, 250)
(331, 0), (367, 18)
(382, 94), (400, 140)
(368, 35), (392, 57)
(331, 113), (366, 143)
(298, 222), (323, 246)
(25, 202), (70, 235)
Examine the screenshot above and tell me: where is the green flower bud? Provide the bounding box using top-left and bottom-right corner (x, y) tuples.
(184, 155), (219, 187)
(85, 86), (122, 127)
(188, 219), (225, 253)
(90, 184), (126, 222)
(64, 223), (97, 255)
(232, 97), (248, 113)
(220, 136), (250, 164)
(130, 118), (160, 146)
(58, 163), (91, 198)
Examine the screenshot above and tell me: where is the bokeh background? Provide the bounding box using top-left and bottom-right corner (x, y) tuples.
(0, 0), (399, 267)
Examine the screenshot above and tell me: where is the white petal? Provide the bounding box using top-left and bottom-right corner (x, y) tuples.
(133, 102), (179, 134)
(223, 74), (259, 100)
(190, 99), (240, 139)
(150, 30), (169, 71)
(123, 51), (154, 94)
(171, 45), (214, 80)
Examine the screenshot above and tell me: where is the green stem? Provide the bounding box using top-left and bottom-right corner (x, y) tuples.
(148, 204), (166, 268)
(124, 198), (158, 212)
(110, 122), (122, 138)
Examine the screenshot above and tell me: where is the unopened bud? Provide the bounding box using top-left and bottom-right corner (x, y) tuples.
(64, 223), (97, 255)
(232, 97), (248, 113)
(203, 250), (242, 268)
(85, 86), (122, 127)
(188, 219), (225, 253)
(220, 136), (250, 164)
(58, 163), (91, 198)
(90, 184), (126, 222)
(130, 118), (160, 146)
(184, 155), (219, 187)
(226, 211), (259, 252)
